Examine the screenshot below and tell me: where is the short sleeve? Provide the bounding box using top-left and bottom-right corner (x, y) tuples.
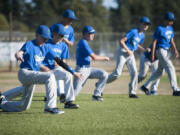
(20, 42), (29, 53)
(125, 29), (134, 39)
(61, 45), (70, 60)
(83, 41), (94, 56)
(153, 27), (160, 40)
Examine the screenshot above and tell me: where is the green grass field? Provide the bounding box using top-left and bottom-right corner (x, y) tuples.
(0, 94), (180, 135)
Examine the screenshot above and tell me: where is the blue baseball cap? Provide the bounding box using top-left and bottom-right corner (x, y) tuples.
(52, 24), (67, 35)
(140, 16), (151, 25)
(164, 12), (175, 21)
(63, 9), (78, 20)
(82, 26), (96, 34)
(36, 25), (52, 39)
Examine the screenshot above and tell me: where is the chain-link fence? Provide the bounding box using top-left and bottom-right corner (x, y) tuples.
(0, 31), (180, 68)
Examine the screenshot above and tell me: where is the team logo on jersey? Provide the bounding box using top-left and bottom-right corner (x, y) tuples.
(34, 55), (45, 63)
(165, 31), (173, 41)
(53, 48), (62, 54)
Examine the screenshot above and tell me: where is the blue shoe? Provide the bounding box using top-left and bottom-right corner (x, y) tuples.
(44, 108), (64, 114)
(150, 90), (157, 95)
(140, 85), (150, 95)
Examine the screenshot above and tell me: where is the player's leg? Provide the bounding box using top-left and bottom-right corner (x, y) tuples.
(126, 55), (138, 98)
(158, 48), (180, 94)
(107, 47), (127, 83)
(150, 60), (160, 95)
(1, 84), (36, 112)
(73, 66), (90, 96)
(53, 67), (79, 108)
(89, 67), (108, 101)
(57, 80), (65, 103)
(2, 86), (23, 100)
(138, 54), (150, 83)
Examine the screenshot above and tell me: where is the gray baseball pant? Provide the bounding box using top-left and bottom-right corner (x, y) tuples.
(138, 54), (160, 91)
(144, 48), (180, 91)
(73, 66), (108, 97)
(52, 66), (75, 101)
(107, 47), (138, 94)
(1, 69), (57, 112)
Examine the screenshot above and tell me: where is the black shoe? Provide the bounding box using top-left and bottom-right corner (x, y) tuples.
(92, 95), (104, 101)
(140, 85), (150, 95)
(129, 94), (138, 98)
(101, 93), (103, 96)
(64, 101), (79, 109)
(44, 96), (47, 102)
(60, 94), (66, 103)
(173, 91), (180, 96)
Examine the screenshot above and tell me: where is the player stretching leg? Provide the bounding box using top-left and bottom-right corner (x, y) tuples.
(138, 44), (160, 95)
(73, 26), (109, 101)
(107, 16), (151, 98)
(140, 12), (180, 96)
(50, 9), (78, 103)
(42, 24), (81, 109)
(0, 25), (81, 113)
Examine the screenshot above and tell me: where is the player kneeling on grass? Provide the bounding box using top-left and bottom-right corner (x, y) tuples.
(0, 25), (81, 114)
(140, 12), (180, 96)
(73, 26), (110, 101)
(42, 24), (81, 109)
(107, 16), (151, 98)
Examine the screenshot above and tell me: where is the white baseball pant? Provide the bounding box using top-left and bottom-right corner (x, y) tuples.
(144, 48), (180, 91)
(138, 54), (160, 91)
(73, 66), (108, 97)
(107, 46), (138, 94)
(52, 66), (75, 101)
(1, 69), (57, 112)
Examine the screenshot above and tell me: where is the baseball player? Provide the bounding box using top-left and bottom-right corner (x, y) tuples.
(140, 12), (180, 96)
(50, 9), (78, 102)
(0, 25), (81, 113)
(42, 24), (80, 109)
(73, 25), (109, 101)
(138, 44), (160, 95)
(107, 16), (151, 98)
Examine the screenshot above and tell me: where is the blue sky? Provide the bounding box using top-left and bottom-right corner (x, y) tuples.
(25, 0), (118, 9)
(102, 0), (118, 9)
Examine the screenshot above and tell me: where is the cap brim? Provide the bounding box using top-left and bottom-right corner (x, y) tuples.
(41, 34), (52, 39)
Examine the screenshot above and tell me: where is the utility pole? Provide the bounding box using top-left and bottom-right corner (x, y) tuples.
(9, 0), (13, 72)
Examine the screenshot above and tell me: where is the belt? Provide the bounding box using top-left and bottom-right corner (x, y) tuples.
(77, 65), (90, 68)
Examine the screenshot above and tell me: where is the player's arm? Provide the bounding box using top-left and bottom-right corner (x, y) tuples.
(90, 53), (109, 61)
(120, 37), (133, 56)
(40, 65), (50, 72)
(138, 45), (146, 52)
(63, 38), (73, 46)
(15, 50), (24, 62)
(170, 38), (179, 58)
(151, 39), (157, 62)
(54, 57), (83, 79)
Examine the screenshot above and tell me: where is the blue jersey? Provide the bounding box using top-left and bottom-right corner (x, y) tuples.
(50, 23), (74, 43)
(76, 39), (94, 66)
(125, 28), (145, 51)
(43, 40), (69, 69)
(153, 25), (174, 50)
(20, 40), (56, 71)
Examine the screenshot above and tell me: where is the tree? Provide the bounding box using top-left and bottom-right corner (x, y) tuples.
(0, 13), (9, 30)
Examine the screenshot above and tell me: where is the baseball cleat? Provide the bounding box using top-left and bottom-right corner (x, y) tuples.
(150, 90), (157, 96)
(64, 101), (79, 109)
(129, 94), (138, 98)
(92, 95), (104, 101)
(140, 85), (150, 95)
(60, 94), (66, 103)
(173, 91), (180, 96)
(44, 96), (47, 102)
(44, 108), (64, 114)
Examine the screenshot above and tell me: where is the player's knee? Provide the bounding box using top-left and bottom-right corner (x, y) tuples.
(102, 71), (109, 80)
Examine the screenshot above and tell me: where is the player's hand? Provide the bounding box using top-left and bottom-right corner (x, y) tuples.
(146, 48), (151, 52)
(175, 50), (179, 58)
(104, 57), (110, 61)
(127, 50), (133, 56)
(73, 72), (83, 80)
(15, 52), (24, 62)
